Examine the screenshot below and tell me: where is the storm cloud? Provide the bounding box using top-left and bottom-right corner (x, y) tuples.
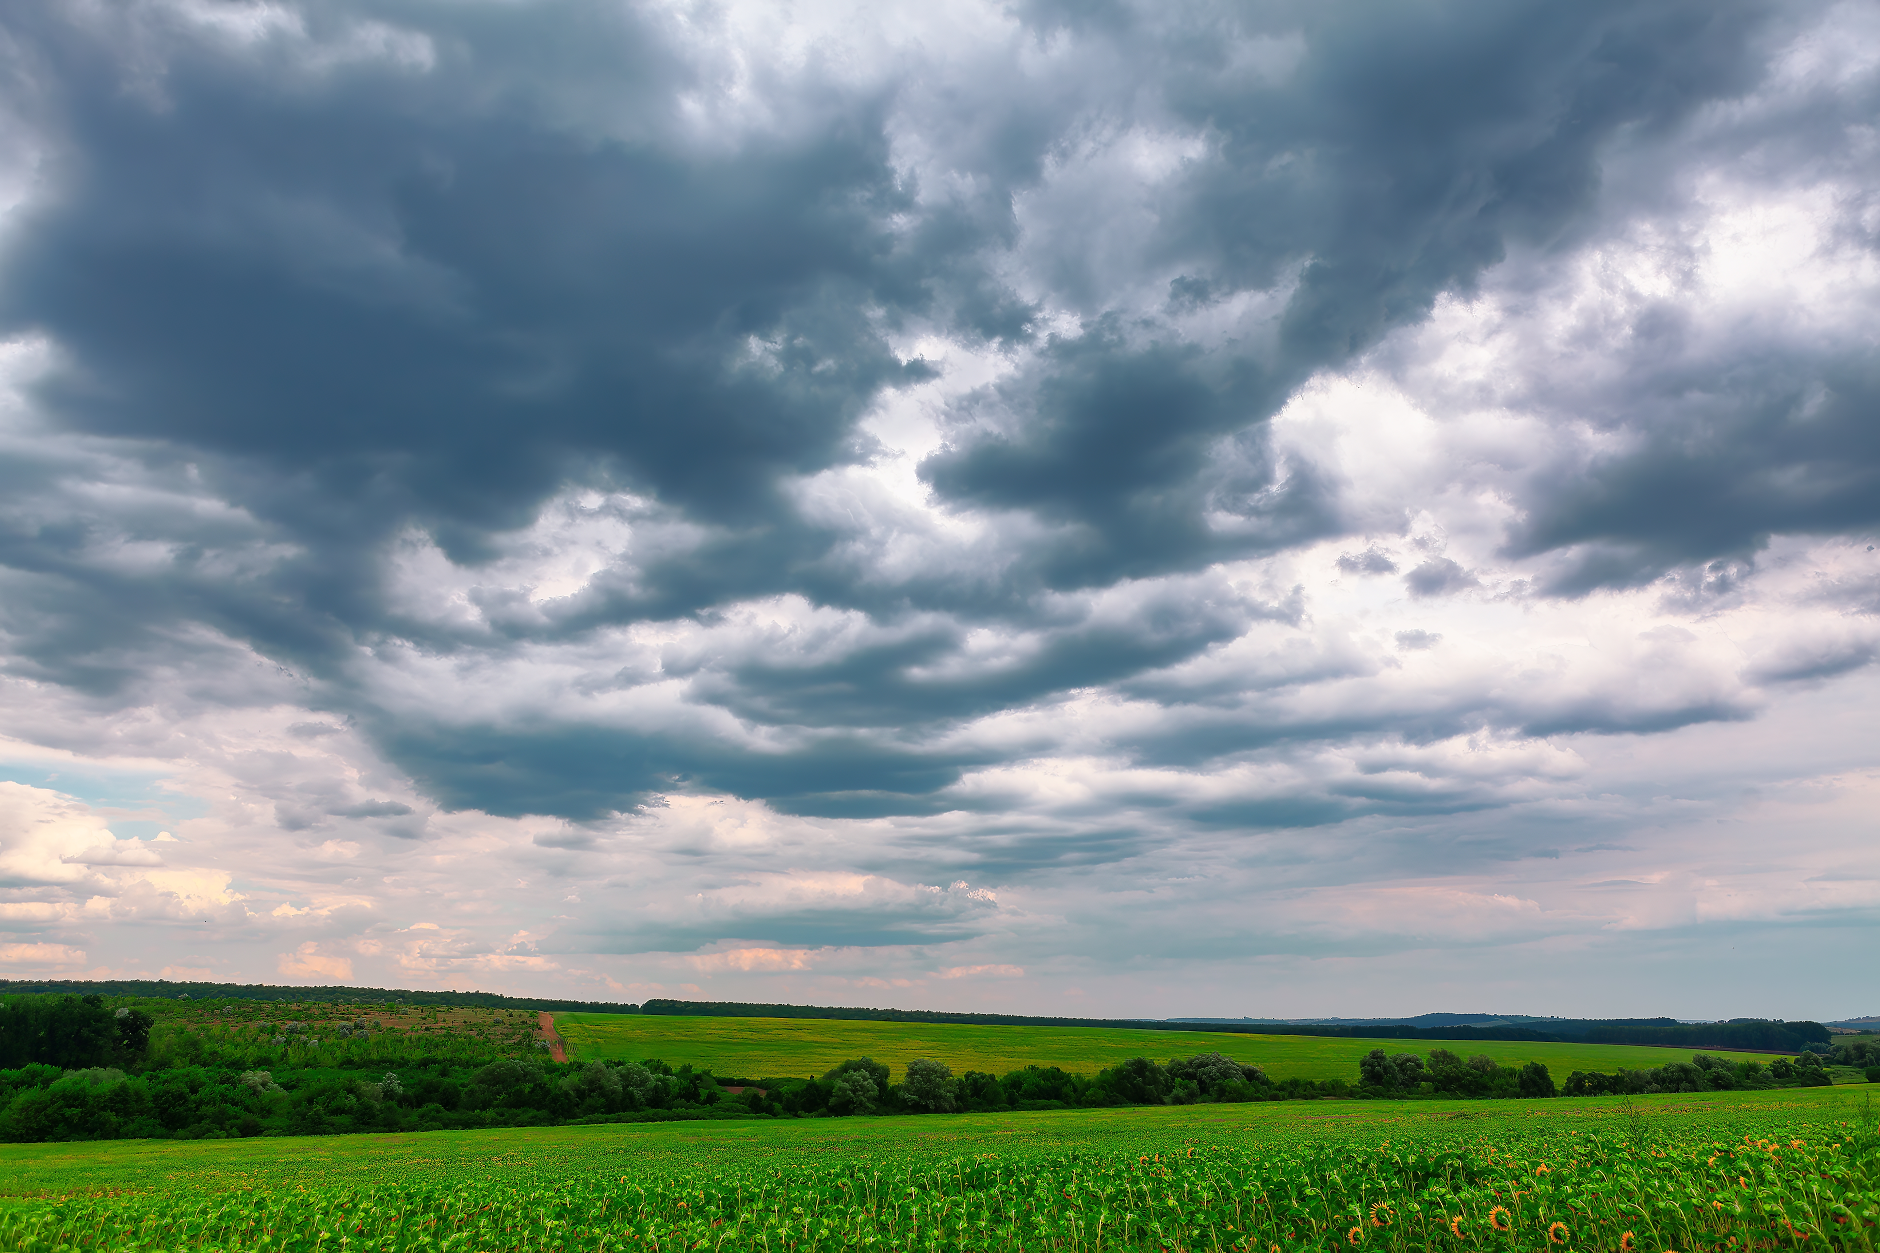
(0, 0), (1874, 1016)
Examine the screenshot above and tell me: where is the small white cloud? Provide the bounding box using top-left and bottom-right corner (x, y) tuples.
(0, 942), (88, 968)
(277, 942), (353, 981)
(685, 946), (819, 972)
(936, 964), (1024, 979)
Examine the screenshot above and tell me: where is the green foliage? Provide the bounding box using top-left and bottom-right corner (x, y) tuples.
(0, 995), (148, 1070)
(901, 1058), (957, 1112)
(0, 1089), (1873, 1251)
(830, 1068), (878, 1114)
(1568, 1052), (1834, 1096)
(1828, 1036), (1880, 1070)
(3, 1028), (1839, 1146)
(1360, 1049), (1428, 1091)
(0, 1052), (715, 1143)
(1585, 1019), (1833, 1051)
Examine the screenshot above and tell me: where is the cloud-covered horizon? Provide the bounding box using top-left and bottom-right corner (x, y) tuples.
(0, 0), (1873, 1017)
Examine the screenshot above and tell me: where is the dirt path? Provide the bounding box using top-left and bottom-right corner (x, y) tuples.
(537, 1011), (568, 1063)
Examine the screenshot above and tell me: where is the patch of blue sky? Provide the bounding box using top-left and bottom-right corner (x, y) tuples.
(0, 761), (209, 837)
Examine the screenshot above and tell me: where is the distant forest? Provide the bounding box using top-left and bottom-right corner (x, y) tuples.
(0, 979), (634, 1015)
(0, 980), (1832, 1053)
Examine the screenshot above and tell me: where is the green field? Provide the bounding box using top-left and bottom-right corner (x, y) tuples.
(0, 1088), (1871, 1250)
(555, 1012), (1778, 1081)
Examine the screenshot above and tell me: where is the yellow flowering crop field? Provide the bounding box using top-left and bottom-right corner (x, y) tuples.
(554, 1013), (1777, 1082)
(0, 1086), (1872, 1251)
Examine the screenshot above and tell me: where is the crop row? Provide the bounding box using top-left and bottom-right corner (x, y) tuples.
(2, 1106), (1874, 1252)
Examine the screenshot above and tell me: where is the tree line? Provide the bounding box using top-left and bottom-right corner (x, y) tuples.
(0, 980), (631, 1015)
(0, 1027), (1853, 1143)
(1561, 1051), (1836, 1095)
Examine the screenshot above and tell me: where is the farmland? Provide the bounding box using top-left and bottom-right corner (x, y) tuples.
(555, 1012), (1777, 1082)
(0, 1087), (1871, 1250)
(131, 996), (547, 1070)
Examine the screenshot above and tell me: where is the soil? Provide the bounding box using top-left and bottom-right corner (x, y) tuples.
(537, 1011), (569, 1063)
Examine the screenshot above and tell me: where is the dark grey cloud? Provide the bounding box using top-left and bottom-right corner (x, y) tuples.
(1, 5), (921, 542)
(1338, 548), (1398, 575)
(921, 0), (1786, 589)
(329, 800), (413, 819)
(567, 877), (1003, 953)
(0, 0), (1874, 905)
(921, 326), (1330, 589)
(1510, 356), (1880, 596)
(1742, 639), (1879, 687)
(1404, 557), (1479, 598)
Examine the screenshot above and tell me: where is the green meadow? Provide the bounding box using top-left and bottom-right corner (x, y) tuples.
(0, 1085), (1852, 1197)
(554, 1012), (1777, 1082)
(0, 1088), (1870, 1251)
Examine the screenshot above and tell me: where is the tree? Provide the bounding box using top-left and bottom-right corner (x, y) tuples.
(1359, 1049), (1395, 1088)
(1000, 1065), (1082, 1106)
(901, 1059), (957, 1112)
(956, 1071), (1003, 1110)
(469, 1059), (546, 1109)
(1101, 1057), (1171, 1105)
(0, 995), (118, 1069)
(823, 1057), (890, 1090)
(617, 1063), (656, 1109)
(829, 1069), (878, 1114)
(562, 1061), (622, 1109)
(1518, 1062), (1555, 1098)
(1168, 1052), (1264, 1099)
(114, 1008), (154, 1062)
(1359, 1049), (1425, 1090)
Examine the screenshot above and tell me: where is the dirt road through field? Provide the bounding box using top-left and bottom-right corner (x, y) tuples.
(538, 1011), (568, 1062)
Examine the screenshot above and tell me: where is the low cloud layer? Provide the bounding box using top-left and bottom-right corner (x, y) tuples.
(0, 0), (1874, 1016)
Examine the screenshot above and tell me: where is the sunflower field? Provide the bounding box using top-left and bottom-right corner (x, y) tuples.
(0, 1092), (1873, 1252)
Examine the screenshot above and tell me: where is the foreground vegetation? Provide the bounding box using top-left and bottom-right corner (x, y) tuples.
(0, 1088), (1872, 1251)
(555, 1012), (1782, 1082)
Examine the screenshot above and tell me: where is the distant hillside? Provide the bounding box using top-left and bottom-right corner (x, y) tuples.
(1827, 1016), (1880, 1029)
(1168, 1014), (1681, 1033)
(0, 981), (1828, 1053)
(636, 999), (1561, 1041)
(0, 978), (633, 1015)
(1169, 1014), (1829, 1051)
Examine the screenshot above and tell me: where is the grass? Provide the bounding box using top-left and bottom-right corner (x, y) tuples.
(0, 1085), (1853, 1197)
(0, 1088), (1871, 1251)
(554, 1012), (1782, 1082)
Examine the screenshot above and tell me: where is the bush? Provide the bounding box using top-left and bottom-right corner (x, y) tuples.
(828, 1069), (877, 1114)
(1096, 1057), (1169, 1105)
(956, 1071), (1002, 1110)
(1358, 1049), (1427, 1092)
(1518, 1062), (1556, 1098)
(901, 1059), (956, 1113)
(1168, 1052), (1266, 1101)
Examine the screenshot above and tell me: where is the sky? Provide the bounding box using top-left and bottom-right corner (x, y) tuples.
(0, 0), (1875, 1021)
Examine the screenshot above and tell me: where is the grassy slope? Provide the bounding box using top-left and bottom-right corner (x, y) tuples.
(0, 1087), (1859, 1200)
(553, 1012), (1779, 1081)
